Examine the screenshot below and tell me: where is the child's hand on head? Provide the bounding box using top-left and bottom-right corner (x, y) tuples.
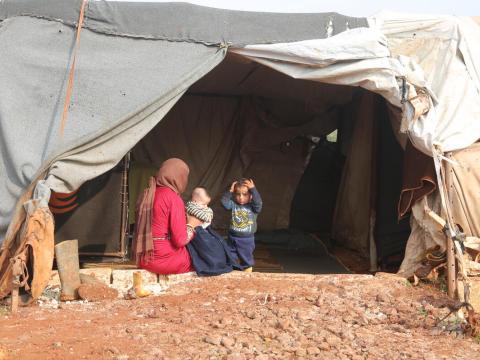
(243, 179), (255, 189)
(229, 181), (237, 192)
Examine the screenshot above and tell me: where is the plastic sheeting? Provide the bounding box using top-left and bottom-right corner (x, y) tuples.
(231, 27), (415, 108)
(232, 15), (480, 156)
(370, 12), (480, 154)
(231, 27), (390, 67)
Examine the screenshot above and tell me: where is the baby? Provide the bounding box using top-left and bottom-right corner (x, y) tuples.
(186, 186), (214, 229)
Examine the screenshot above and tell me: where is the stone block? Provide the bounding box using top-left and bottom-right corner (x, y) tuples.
(48, 268), (112, 288)
(79, 267), (112, 285)
(111, 269), (157, 290)
(158, 272), (197, 287)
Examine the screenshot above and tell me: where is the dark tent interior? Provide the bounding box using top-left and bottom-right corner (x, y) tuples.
(52, 52), (410, 273)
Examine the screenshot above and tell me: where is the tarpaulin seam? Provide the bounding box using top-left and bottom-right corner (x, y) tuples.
(0, 13), (368, 47)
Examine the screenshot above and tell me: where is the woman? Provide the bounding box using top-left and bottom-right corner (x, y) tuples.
(132, 158), (201, 274)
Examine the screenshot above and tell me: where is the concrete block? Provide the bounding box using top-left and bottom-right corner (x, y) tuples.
(158, 272), (197, 287)
(168, 272), (197, 284)
(79, 267), (112, 285)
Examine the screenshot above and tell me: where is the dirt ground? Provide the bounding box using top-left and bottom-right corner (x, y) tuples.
(0, 272), (479, 360)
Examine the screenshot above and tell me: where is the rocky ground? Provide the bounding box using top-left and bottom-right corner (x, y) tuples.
(0, 272), (479, 360)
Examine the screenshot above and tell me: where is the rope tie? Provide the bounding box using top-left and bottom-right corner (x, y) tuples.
(59, 0), (89, 136)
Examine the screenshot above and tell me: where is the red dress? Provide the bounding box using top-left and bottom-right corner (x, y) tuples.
(139, 186), (194, 274)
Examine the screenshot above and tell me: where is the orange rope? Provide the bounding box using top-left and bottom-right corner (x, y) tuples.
(59, 0), (88, 136)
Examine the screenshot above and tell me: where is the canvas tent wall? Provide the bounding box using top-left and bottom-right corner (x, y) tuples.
(0, 1), (480, 297)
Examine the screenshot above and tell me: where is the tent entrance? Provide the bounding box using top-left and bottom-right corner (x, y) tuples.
(288, 91), (411, 272)
(54, 52), (410, 273)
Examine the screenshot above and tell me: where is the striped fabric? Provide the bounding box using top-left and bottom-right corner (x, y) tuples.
(186, 201), (213, 223)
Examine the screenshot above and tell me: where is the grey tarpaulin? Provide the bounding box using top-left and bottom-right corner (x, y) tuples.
(0, 14), (225, 243)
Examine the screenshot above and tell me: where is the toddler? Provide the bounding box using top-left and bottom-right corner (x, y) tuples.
(221, 178), (262, 271)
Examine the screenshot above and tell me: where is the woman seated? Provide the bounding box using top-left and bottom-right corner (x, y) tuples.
(132, 158), (201, 274)
(133, 157), (241, 276)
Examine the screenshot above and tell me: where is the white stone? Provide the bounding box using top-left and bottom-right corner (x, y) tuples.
(79, 267), (112, 285)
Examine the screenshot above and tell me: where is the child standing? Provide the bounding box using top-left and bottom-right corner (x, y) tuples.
(221, 178), (262, 272)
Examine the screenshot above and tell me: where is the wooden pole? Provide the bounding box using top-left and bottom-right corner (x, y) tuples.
(446, 236), (456, 298)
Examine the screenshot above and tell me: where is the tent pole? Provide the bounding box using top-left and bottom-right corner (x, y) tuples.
(369, 210), (378, 272)
(119, 153), (130, 259)
(432, 146), (459, 299)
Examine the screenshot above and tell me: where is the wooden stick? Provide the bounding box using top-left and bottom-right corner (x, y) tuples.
(425, 208), (446, 229)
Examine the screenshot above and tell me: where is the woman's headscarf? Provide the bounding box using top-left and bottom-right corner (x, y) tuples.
(155, 158), (189, 194)
(132, 158), (189, 264)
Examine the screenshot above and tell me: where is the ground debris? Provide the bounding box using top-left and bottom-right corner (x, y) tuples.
(0, 272), (479, 359)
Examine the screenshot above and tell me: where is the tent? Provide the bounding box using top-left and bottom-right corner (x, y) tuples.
(1, 0), (480, 299)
